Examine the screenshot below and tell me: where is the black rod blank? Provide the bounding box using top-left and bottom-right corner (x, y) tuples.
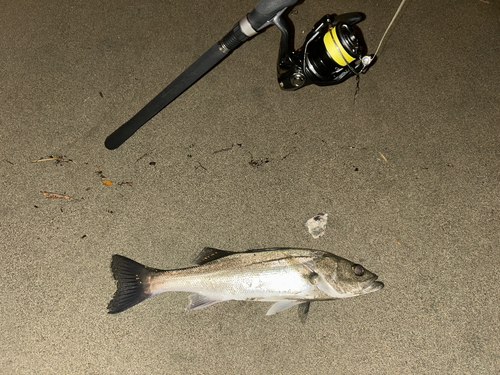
(105, 44), (226, 150)
(105, 0), (298, 149)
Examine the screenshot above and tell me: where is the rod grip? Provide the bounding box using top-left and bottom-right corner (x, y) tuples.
(248, 0), (298, 30)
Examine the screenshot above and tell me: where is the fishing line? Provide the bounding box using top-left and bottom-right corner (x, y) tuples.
(353, 0), (407, 102)
(373, 0), (408, 58)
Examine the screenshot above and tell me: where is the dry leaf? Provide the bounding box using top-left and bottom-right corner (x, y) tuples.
(101, 179), (113, 187)
(41, 191), (74, 200)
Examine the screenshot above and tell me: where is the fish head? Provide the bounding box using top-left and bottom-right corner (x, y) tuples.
(313, 254), (384, 298)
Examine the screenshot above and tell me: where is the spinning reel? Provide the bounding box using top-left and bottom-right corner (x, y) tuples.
(275, 12), (372, 90)
(105, 0), (374, 149)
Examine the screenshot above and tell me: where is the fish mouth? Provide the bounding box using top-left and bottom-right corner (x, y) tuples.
(368, 281), (384, 292)
(362, 277), (384, 293)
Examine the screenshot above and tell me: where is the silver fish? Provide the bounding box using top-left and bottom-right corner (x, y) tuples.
(107, 247), (383, 322)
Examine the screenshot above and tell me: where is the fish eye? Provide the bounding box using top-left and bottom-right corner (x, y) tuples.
(352, 264), (365, 276)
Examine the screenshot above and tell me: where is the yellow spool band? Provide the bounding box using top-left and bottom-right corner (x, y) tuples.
(323, 26), (355, 67)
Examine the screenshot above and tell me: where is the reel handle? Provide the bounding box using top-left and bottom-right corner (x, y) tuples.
(248, 0), (298, 30)
(333, 12), (364, 26)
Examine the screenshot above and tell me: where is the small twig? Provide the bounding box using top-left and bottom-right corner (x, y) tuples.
(41, 191), (74, 200)
(32, 156), (76, 164)
(136, 149), (156, 162)
(353, 75), (361, 104)
(378, 152), (388, 163)
(248, 152), (270, 168)
(213, 143), (243, 154)
(213, 145), (234, 154)
(281, 148), (295, 160)
(195, 162), (208, 171)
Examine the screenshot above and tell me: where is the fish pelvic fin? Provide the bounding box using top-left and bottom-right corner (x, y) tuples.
(298, 302), (311, 324)
(107, 255), (161, 314)
(266, 300), (303, 316)
(267, 301), (311, 323)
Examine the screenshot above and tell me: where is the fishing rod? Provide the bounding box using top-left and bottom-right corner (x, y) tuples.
(105, 0), (377, 150)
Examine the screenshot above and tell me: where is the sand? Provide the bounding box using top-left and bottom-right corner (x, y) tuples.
(1, 0), (499, 373)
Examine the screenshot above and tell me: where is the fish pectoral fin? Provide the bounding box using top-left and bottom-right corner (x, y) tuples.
(186, 294), (224, 311)
(298, 302), (311, 324)
(266, 300), (303, 316)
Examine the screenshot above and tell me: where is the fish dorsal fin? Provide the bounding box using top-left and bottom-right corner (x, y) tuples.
(266, 300), (303, 315)
(245, 247), (293, 253)
(186, 294), (223, 311)
(193, 247), (236, 265)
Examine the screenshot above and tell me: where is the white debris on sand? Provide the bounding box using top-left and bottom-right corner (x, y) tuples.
(306, 213), (328, 239)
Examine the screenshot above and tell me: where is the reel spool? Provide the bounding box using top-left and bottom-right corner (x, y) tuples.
(277, 13), (372, 90)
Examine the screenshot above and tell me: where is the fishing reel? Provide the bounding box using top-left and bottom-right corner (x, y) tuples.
(275, 12), (373, 91)
(105, 0), (377, 149)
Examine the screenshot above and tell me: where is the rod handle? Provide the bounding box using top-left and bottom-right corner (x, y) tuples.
(248, 0), (299, 30)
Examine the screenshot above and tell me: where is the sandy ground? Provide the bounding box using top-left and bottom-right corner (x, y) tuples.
(1, 0), (499, 374)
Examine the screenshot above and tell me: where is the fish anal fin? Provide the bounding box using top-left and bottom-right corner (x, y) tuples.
(193, 247), (236, 265)
(298, 302), (311, 324)
(186, 294), (223, 311)
(266, 300), (302, 316)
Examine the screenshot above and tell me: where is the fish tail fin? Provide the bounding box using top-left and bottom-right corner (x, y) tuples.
(107, 254), (157, 314)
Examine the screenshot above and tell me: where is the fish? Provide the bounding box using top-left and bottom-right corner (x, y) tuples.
(107, 247), (383, 322)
